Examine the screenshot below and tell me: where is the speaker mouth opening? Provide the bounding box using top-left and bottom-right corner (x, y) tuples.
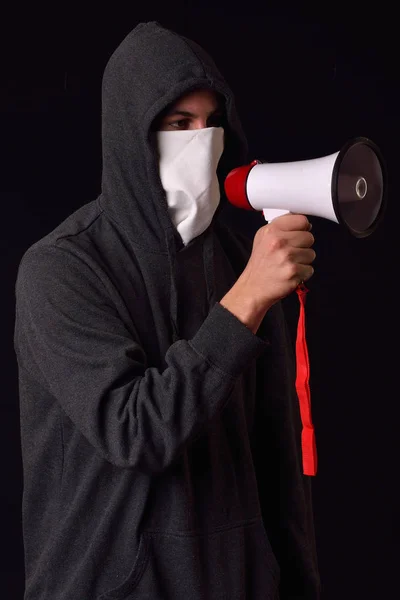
(331, 137), (388, 238)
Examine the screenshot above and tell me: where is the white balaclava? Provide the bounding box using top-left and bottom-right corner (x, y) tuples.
(156, 126), (225, 245)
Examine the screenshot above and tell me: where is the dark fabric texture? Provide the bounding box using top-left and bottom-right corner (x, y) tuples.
(14, 21), (321, 599)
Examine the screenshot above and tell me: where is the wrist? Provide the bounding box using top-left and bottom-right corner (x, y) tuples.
(219, 278), (270, 334)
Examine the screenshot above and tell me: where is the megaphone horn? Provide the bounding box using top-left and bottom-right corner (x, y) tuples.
(224, 137), (387, 238)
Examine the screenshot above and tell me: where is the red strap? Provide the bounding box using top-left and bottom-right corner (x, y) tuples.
(295, 283), (318, 476)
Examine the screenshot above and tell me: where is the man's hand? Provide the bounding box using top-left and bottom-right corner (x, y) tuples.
(220, 214), (316, 333)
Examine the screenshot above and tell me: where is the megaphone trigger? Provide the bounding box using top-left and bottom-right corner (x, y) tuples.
(262, 208), (290, 222)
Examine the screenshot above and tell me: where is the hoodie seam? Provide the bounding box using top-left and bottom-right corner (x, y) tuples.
(144, 516), (264, 537)
(52, 206), (104, 243)
(170, 31), (209, 81)
(187, 340), (236, 381)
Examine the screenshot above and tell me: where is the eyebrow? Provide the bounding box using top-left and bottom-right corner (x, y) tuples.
(164, 108), (222, 118)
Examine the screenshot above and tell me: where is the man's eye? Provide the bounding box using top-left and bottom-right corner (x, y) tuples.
(170, 119), (189, 129)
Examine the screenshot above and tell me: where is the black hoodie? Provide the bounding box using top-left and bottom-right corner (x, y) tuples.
(14, 21), (321, 600)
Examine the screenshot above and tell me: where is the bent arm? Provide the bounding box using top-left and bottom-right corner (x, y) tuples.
(14, 245), (267, 472)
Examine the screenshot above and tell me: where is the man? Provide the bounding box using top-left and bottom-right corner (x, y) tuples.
(14, 21), (320, 599)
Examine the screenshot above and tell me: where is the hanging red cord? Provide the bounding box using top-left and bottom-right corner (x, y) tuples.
(295, 282), (317, 476)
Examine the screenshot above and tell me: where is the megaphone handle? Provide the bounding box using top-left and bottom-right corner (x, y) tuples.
(262, 208), (290, 221)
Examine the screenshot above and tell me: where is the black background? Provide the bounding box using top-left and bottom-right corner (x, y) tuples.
(2, 3), (398, 598)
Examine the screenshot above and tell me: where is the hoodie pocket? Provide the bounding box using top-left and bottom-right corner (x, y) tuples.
(98, 518), (280, 600)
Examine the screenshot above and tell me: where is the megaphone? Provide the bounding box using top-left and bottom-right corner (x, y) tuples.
(224, 137), (387, 238)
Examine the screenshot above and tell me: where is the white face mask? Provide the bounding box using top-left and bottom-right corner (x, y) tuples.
(156, 127), (224, 245)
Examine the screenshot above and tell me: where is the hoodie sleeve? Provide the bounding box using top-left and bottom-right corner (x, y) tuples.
(14, 244), (267, 472)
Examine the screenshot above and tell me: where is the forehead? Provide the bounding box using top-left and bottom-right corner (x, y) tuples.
(168, 88), (221, 114)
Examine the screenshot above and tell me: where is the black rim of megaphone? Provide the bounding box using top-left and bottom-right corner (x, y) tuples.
(331, 136), (388, 238)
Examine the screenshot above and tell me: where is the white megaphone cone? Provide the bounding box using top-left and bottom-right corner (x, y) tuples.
(224, 137), (387, 238)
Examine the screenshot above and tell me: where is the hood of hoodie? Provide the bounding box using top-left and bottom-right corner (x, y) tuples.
(99, 21), (249, 253)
